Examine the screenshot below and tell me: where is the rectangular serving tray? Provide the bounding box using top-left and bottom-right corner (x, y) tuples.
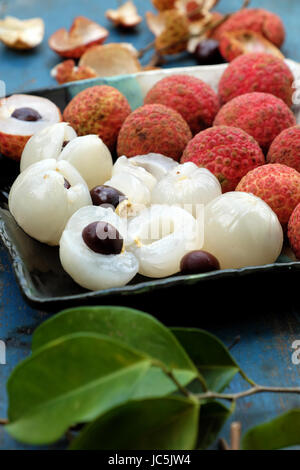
(0, 63), (299, 312)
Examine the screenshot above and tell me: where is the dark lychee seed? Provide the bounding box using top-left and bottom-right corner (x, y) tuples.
(11, 107), (42, 122)
(82, 221), (123, 255)
(180, 250), (220, 275)
(90, 185), (127, 210)
(64, 178), (71, 189)
(194, 39), (225, 65)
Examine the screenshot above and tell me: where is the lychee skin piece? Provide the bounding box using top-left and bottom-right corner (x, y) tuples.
(155, 10), (189, 55)
(218, 53), (294, 107)
(212, 8), (285, 48)
(53, 60), (97, 85)
(181, 126), (265, 192)
(267, 126), (300, 173)
(288, 203), (300, 259)
(144, 75), (220, 135)
(63, 85), (131, 152)
(236, 163), (300, 228)
(152, 0), (176, 11)
(214, 92), (296, 152)
(117, 104), (192, 161)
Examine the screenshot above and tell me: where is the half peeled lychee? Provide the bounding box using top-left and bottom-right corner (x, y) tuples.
(0, 95), (62, 160)
(219, 30), (284, 62)
(49, 16), (109, 59)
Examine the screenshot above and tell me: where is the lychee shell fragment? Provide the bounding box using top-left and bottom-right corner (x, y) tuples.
(49, 16), (109, 59)
(212, 8), (285, 48)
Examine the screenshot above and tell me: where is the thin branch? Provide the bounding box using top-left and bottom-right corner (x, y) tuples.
(230, 422), (241, 450)
(195, 384), (300, 402)
(138, 40), (156, 58)
(228, 335), (241, 351)
(0, 418), (8, 425)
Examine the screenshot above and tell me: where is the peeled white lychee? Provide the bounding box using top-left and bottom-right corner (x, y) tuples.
(58, 135), (113, 189)
(151, 162), (221, 217)
(203, 192), (284, 270)
(130, 154), (179, 180)
(60, 205), (139, 291)
(0, 94), (62, 160)
(105, 172), (151, 207)
(20, 123), (77, 171)
(9, 159), (91, 246)
(0, 16), (45, 50)
(113, 156), (157, 191)
(128, 204), (203, 278)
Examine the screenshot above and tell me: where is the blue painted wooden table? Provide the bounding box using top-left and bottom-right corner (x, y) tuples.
(1, 0), (300, 450)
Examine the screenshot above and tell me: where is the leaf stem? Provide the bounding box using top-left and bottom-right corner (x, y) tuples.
(195, 385), (300, 402)
(164, 369), (193, 398)
(138, 40), (156, 58)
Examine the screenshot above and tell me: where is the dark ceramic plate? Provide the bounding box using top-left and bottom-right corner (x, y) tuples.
(0, 77), (299, 313)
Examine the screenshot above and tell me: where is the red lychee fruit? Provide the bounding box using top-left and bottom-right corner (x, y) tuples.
(288, 203), (300, 259)
(0, 94), (62, 160)
(63, 85), (131, 152)
(267, 126), (300, 173)
(181, 126), (265, 192)
(218, 53), (294, 106)
(214, 92), (296, 152)
(212, 8), (285, 48)
(144, 74), (220, 135)
(236, 163), (300, 228)
(117, 104), (192, 161)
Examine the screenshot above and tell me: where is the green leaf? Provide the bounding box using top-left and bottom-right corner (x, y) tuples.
(33, 307), (196, 373)
(132, 367), (196, 399)
(70, 396), (200, 450)
(171, 328), (240, 392)
(6, 333), (151, 445)
(197, 401), (233, 449)
(242, 409), (300, 450)
(33, 306), (199, 396)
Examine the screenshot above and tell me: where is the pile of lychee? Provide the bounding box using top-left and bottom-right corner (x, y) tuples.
(4, 51), (300, 291)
